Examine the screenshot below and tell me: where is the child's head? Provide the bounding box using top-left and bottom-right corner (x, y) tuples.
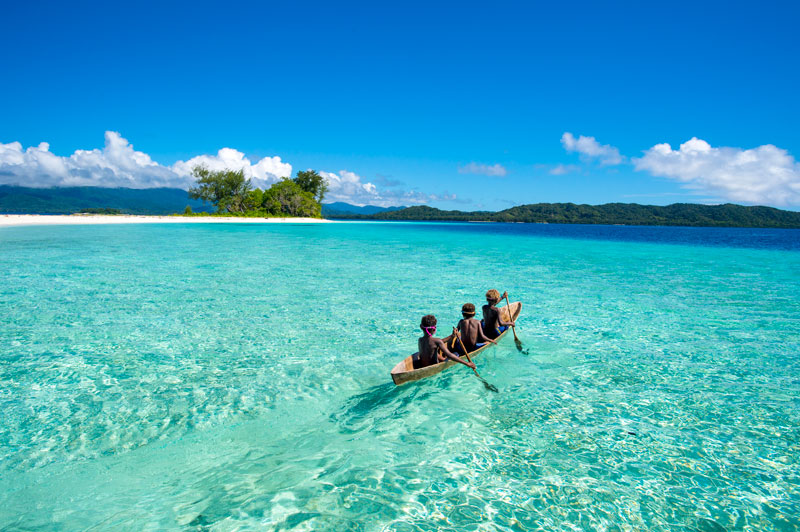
(461, 303), (476, 317)
(420, 314), (437, 336)
(486, 289), (500, 304)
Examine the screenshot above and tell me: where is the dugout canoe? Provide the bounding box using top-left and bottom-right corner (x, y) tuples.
(390, 301), (522, 385)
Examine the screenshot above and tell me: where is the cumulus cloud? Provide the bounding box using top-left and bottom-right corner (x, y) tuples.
(171, 149), (290, 189)
(634, 138), (800, 206)
(320, 169), (455, 207)
(0, 131), (461, 206)
(458, 162), (508, 177)
(0, 132), (181, 188)
(320, 170), (378, 203)
(561, 132), (623, 165)
(0, 131), (291, 190)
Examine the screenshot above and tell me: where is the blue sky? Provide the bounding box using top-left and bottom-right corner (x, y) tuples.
(2, 1), (799, 209)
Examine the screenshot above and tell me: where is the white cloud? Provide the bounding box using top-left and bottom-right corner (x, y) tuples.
(561, 132), (623, 165)
(0, 132), (180, 188)
(172, 149), (291, 189)
(0, 132), (291, 190)
(0, 131), (459, 207)
(634, 137), (800, 206)
(458, 162), (508, 177)
(549, 164), (581, 175)
(320, 169), (455, 207)
(320, 170), (379, 204)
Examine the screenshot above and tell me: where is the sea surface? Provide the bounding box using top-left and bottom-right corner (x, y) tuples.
(1, 222), (799, 531)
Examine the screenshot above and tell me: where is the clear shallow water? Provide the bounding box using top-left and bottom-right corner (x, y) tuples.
(1, 222), (799, 531)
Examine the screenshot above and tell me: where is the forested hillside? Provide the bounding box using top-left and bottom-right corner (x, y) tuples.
(0, 186), (211, 215)
(332, 202), (800, 228)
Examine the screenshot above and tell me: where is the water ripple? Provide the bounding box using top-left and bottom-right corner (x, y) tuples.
(1, 223), (799, 530)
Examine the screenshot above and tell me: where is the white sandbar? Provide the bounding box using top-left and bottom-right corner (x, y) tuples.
(0, 214), (332, 227)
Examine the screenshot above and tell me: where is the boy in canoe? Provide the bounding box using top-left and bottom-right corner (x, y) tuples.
(482, 289), (516, 340)
(453, 303), (496, 354)
(415, 314), (477, 370)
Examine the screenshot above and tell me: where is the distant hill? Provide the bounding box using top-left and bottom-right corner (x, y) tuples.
(337, 202), (800, 228)
(321, 202), (405, 216)
(0, 186), (212, 215)
(4, 187), (798, 228)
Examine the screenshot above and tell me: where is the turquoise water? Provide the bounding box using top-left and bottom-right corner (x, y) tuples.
(1, 222), (799, 531)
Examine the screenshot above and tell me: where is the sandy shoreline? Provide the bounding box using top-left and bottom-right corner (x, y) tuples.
(0, 214), (332, 227)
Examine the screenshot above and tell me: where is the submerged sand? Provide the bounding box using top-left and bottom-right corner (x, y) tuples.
(0, 214), (332, 228)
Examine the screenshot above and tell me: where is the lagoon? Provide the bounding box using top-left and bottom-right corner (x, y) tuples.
(1, 222), (798, 530)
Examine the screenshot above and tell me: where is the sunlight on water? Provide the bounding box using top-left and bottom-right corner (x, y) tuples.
(1, 222), (799, 530)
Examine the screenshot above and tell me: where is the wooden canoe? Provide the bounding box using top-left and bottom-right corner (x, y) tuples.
(390, 301), (522, 385)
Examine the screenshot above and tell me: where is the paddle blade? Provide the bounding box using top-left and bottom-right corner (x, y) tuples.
(514, 336), (523, 352)
(471, 370), (499, 393)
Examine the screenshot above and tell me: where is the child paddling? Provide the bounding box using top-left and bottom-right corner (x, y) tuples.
(454, 303), (496, 354)
(414, 314), (477, 370)
(482, 289), (516, 340)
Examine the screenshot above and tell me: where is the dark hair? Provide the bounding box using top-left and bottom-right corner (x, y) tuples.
(420, 314), (437, 328)
(461, 303), (476, 316)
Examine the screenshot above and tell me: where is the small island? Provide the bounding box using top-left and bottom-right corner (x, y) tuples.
(181, 166), (328, 218)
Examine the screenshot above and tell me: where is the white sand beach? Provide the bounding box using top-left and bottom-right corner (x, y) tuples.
(0, 214), (332, 227)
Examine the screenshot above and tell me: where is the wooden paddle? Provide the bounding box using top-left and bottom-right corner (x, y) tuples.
(453, 328), (499, 393)
(503, 292), (523, 351)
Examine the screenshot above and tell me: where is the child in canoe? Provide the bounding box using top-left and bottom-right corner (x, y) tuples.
(414, 314), (477, 370)
(482, 289), (516, 340)
(453, 303), (497, 355)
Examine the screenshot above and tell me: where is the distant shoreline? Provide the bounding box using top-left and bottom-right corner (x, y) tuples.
(0, 214), (331, 228)
(330, 202), (800, 229)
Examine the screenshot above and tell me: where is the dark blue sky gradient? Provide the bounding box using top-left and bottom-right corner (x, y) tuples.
(2, 1), (798, 208)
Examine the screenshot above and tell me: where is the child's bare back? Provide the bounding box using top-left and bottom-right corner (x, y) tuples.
(482, 289), (515, 339)
(456, 303), (495, 353)
(414, 314), (476, 370)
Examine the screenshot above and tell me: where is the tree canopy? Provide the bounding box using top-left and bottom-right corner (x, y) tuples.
(293, 170), (328, 203)
(188, 166), (253, 213)
(262, 179), (321, 217)
(185, 166), (324, 218)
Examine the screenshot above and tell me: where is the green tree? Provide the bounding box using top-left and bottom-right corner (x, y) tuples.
(246, 188), (264, 212)
(262, 179), (321, 217)
(293, 170), (328, 203)
(188, 166), (252, 213)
